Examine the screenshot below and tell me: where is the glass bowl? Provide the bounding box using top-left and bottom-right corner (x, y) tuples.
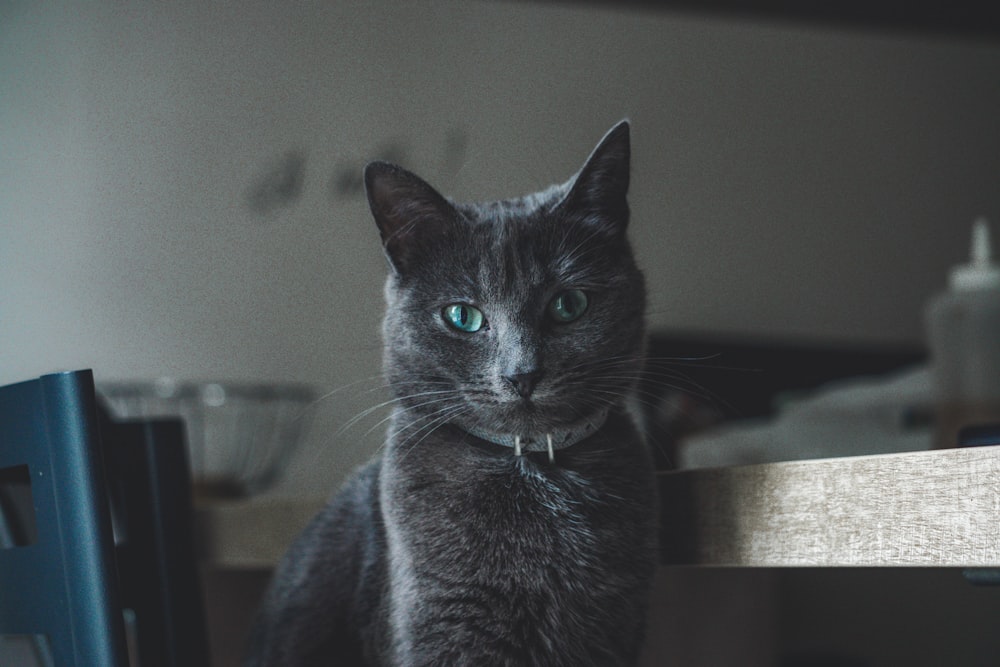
(98, 378), (317, 498)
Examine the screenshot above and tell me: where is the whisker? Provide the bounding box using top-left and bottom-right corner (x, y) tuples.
(301, 374), (387, 414)
(360, 393), (463, 440)
(593, 374), (736, 416)
(643, 355), (761, 374)
(337, 390), (461, 439)
(305, 374), (455, 417)
(394, 404), (471, 465)
(553, 353), (744, 417)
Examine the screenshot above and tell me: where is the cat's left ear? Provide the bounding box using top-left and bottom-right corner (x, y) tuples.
(558, 120), (631, 237)
(365, 161), (458, 274)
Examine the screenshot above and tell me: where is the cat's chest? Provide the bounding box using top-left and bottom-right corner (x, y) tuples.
(385, 450), (648, 573)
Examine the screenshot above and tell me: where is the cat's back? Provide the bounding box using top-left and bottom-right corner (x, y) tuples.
(245, 459), (389, 666)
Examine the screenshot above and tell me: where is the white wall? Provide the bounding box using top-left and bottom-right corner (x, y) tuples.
(3, 1), (999, 496)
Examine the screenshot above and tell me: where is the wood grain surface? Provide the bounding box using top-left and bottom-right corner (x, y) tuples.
(660, 445), (1000, 566)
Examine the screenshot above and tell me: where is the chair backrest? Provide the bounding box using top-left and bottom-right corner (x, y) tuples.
(0, 370), (129, 666)
(103, 415), (210, 667)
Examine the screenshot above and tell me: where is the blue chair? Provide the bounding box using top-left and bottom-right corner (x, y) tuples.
(0, 370), (209, 666)
(0, 370), (128, 665)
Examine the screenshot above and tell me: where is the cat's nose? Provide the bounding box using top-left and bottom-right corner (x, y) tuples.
(504, 370), (543, 398)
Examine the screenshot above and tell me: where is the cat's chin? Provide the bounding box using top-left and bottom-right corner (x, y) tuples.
(455, 401), (611, 456)
(464, 399), (601, 438)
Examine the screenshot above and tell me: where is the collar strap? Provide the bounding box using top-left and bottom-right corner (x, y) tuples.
(463, 409), (609, 461)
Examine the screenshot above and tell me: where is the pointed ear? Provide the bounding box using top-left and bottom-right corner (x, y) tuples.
(364, 161), (458, 274)
(558, 120), (631, 236)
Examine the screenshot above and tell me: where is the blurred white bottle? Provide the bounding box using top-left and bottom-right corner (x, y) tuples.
(925, 218), (1000, 447)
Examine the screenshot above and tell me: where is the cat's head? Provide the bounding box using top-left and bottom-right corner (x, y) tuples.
(365, 121), (645, 451)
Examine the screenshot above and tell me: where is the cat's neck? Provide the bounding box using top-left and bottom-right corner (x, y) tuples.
(461, 409), (610, 460)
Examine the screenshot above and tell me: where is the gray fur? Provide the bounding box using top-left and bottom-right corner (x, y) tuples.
(245, 121), (658, 666)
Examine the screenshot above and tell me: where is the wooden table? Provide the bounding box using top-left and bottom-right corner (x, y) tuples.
(659, 444), (1000, 568)
(196, 445), (1000, 570)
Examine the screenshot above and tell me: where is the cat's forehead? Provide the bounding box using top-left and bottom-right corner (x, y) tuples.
(453, 183), (564, 226)
(416, 207), (596, 304)
(456, 194), (565, 259)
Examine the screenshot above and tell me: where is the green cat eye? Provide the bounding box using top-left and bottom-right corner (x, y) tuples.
(548, 289), (588, 323)
(443, 304), (485, 332)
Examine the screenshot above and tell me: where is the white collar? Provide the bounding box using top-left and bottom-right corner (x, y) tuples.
(463, 409), (610, 462)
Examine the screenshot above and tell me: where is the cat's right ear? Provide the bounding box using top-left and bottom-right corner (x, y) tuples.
(364, 161), (457, 275)
(557, 120), (631, 239)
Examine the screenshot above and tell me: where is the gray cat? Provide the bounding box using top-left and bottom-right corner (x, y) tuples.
(245, 121), (659, 666)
